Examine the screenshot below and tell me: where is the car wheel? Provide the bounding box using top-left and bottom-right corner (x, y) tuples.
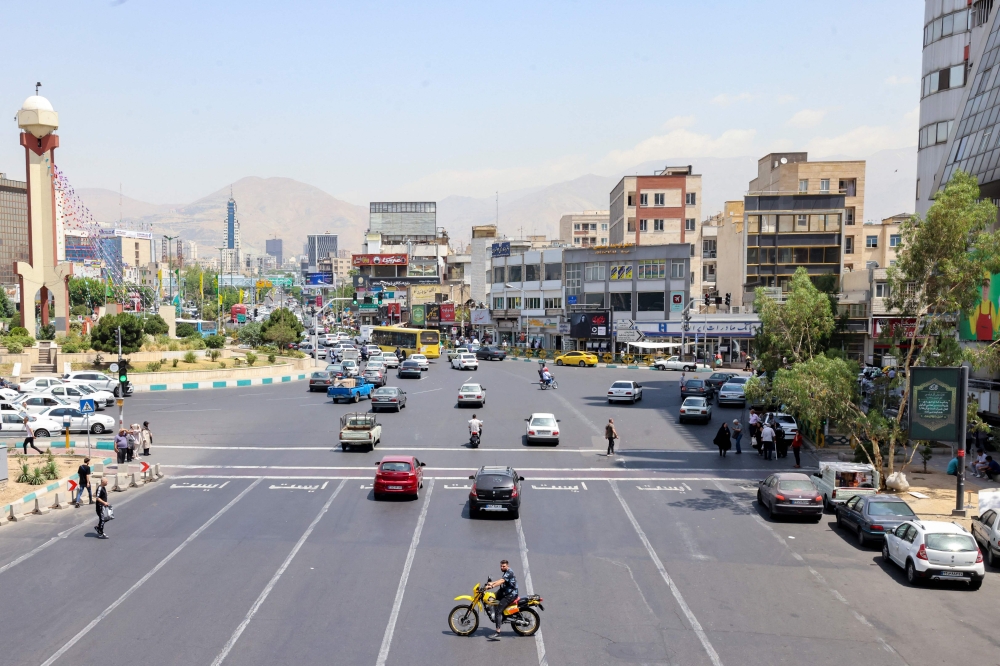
(91, 423), (106, 434)
(905, 560), (921, 586)
(113, 386), (120, 397)
(469, 504), (479, 519)
(578, 361), (585, 367)
(988, 545), (997, 568)
(35, 429), (50, 438)
(374, 492), (384, 501)
(757, 490), (764, 506)
(836, 513), (843, 529)
(857, 528), (867, 548)
(341, 444), (348, 451)
(556, 360), (564, 366)
(882, 542), (891, 564)
(510, 509), (520, 519)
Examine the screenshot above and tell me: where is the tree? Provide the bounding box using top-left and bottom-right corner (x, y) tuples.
(0, 287), (15, 319)
(753, 267), (836, 371)
(237, 322), (263, 348)
(91, 313), (145, 354)
(261, 307), (303, 341)
(264, 324), (297, 349)
(68, 277), (107, 308)
(175, 322), (197, 338)
(142, 314), (169, 336)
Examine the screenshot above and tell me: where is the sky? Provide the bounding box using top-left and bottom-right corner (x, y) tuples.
(0, 0), (923, 205)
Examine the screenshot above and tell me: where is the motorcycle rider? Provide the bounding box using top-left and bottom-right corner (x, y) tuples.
(468, 414), (483, 445)
(485, 559), (517, 638)
(540, 366), (554, 388)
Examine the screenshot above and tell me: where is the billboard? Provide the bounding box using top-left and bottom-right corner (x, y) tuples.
(426, 303), (440, 321)
(307, 272), (333, 285)
(491, 241), (511, 258)
(352, 254), (408, 266)
(670, 291), (685, 312)
(471, 309), (492, 325)
(960, 273), (1000, 341)
(440, 303), (455, 322)
(610, 265), (633, 280)
(909, 366), (966, 443)
(410, 305), (426, 327)
(570, 311), (610, 338)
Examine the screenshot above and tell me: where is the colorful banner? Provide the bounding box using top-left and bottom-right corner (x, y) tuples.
(610, 265), (632, 280)
(440, 303), (455, 321)
(352, 254), (408, 266)
(960, 273), (1000, 341)
(411, 304), (426, 327)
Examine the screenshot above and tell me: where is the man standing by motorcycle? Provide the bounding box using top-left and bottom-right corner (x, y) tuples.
(468, 414), (483, 447)
(485, 559), (517, 639)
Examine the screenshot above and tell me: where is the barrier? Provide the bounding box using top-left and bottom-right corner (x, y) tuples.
(112, 473), (129, 492)
(50, 489), (72, 509)
(31, 497), (51, 515)
(9, 501), (32, 521)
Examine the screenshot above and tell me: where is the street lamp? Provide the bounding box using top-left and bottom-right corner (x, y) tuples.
(505, 282), (527, 348)
(163, 235), (179, 306)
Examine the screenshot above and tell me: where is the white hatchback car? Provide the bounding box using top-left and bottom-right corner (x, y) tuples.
(45, 383), (114, 409)
(410, 354), (430, 371)
(457, 383), (486, 407)
(341, 360), (360, 377)
(525, 413), (560, 445)
(452, 353), (479, 371)
(883, 520), (984, 589)
(607, 380), (643, 404)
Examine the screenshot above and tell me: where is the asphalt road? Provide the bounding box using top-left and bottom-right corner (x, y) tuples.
(0, 357), (996, 665)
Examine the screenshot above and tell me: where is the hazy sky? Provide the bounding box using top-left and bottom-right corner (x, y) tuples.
(0, 0), (922, 205)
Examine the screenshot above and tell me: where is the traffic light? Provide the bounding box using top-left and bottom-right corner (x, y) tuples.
(725, 292), (731, 306)
(704, 293), (710, 308)
(352, 292), (359, 306)
(377, 291), (383, 304)
(253, 308), (258, 318)
(118, 359), (128, 395)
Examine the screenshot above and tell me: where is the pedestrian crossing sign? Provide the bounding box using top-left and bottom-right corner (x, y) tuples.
(80, 398), (96, 414)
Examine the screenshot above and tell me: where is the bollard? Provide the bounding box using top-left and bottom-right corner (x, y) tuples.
(129, 473), (140, 488)
(154, 463), (162, 478)
(50, 490), (71, 510)
(112, 473), (129, 492)
(31, 495), (51, 515)
(9, 502), (32, 521)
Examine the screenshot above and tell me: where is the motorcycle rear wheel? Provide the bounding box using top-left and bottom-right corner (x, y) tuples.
(448, 605), (479, 636)
(510, 608), (540, 636)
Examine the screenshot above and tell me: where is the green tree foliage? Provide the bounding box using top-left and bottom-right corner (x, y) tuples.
(261, 308), (303, 342)
(68, 277), (107, 308)
(264, 323), (297, 349)
(175, 322), (197, 338)
(204, 334), (225, 349)
(237, 322), (263, 348)
(142, 314), (169, 336)
(91, 313), (145, 354)
(753, 267), (836, 371)
(0, 287), (15, 318)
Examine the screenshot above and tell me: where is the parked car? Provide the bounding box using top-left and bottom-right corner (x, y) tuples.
(308, 371), (334, 392)
(553, 351), (597, 367)
(374, 455), (425, 500)
(451, 353), (479, 371)
(653, 356), (709, 371)
(525, 413), (559, 445)
(882, 520), (984, 589)
(61, 371), (124, 396)
(705, 372), (737, 393)
(371, 386), (406, 412)
(15, 377), (63, 393)
(835, 495), (917, 546)
(43, 383), (114, 409)
(757, 472), (823, 520)
(457, 382), (486, 407)
(607, 380), (643, 403)
(679, 397), (712, 423)
(476, 346), (507, 361)
(16, 394), (70, 414)
(812, 461), (879, 510)
(34, 406), (116, 434)
(971, 509), (1000, 567)
(468, 466), (524, 518)
(397, 360), (423, 379)
(716, 381), (746, 406)
(680, 378), (712, 399)
(763, 412), (799, 438)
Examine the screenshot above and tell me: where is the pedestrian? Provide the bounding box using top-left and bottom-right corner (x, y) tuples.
(605, 418), (618, 456)
(731, 419), (743, 454)
(126, 424), (140, 462)
(748, 409), (761, 454)
(775, 423), (788, 458)
(791, 431), (803, 468)
(679, 371), (686, 393)
(114, 429), (129, 465)
(760, 421), (776, 461)
(714, 422), (731, 457)
(75, 457), (93, 506)
(141, 421), (153, 456)
(94, 478), (110, 539)
(22, 416), (42, 454)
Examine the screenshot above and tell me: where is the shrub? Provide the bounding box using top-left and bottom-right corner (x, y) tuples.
(5, 339), (23, 354)
(208, 349), (222, 362)
(160, 357), (168, 365)
(234, 358), (242, 367)
(28, 466), (46, 485)
(172, 359), (179, 368)
(168, 341), (180, 351)
(16, 461), (30, 483)
(90, 313), (143, 353)
(245, 352), (257, 366)
(204, 334), (225, 349)
(268, 353), (276, 364)
(185, 336), (206, 350)
(39, 324), (56, 341)
(142, 314), (169, 336)
(175, 322), (197, 338)
(219, 361), (226, 369)
(183, 351), (197, 363)
(9, 326), (30, 338)
(147, 361), (162, 372)
(70, 305), (90, 317)
(43, 457), (58, 481)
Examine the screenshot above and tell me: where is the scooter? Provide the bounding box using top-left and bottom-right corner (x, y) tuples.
(469, 431), (480, 448)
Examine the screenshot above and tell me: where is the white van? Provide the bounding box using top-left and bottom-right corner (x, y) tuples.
(812, 461), (879, 510)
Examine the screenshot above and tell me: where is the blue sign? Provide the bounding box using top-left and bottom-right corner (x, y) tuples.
(79, 398), (96, 414)
(307, 272), (333, 285)
(491, 241), (511, 258)
(370, 285), (383, 292)
(567, 295), (578, 305)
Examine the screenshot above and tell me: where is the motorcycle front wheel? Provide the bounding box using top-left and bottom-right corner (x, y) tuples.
(448, 605), (479, 636)
(510, 609), (540, 636)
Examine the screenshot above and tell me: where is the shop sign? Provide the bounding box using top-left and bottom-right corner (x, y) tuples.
(526, 317), (560, 328)
(411, 305), (425, 326)
(426, 303), (440, 321)
(491, 242), (511, 258)
(872, 317), (917, 338)
(387, 303), (401, 316)
(909, 367), (966, 443)
(471, 309), (492, 325)
(369, 277), (440, 287)
(440, 303), (455, 321)
(670, 291), (685, 312)
(591, 243), (635, 255)
(610, 265), (632, 280)
(570, 311), (610, 338)
(352, 254), (408, 266)
(649, 319), (761, 338)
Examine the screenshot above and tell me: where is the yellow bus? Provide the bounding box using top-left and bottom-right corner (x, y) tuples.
(370, 326), (441, 359)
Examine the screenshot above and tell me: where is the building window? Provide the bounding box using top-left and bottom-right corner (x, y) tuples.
(685, 192), (697, 205)
(627, 194), (634, 206)
(839, 179), (857, 196)
(492, 267), (505, 283)
(922, 64), (967, 98)
(820, 179), (830, 193)
(639, 219), (648, 232)
(610, 264), (633, 280)
(845, 207), (855, 225)
(796, 214), (807, 230)
(866, 236), (878, 248)
(573, 238), (581, 244)
(798, 179), (808, 193)
(585, 262), (606, 281)
(924, 8), (970, 46)
(919, 120), (955, 149)
(627, 219), (635, 232)
(601, 223), (607, 230)
(525, 265), (540, 281)
(544, 263), (562, 281)
(685, 218), (695, 231)
(493, 297), (504, 309)
(507, 265), (522, 282)
(845, 237), (854, 254)
(889, 234), (901, 247)
(639, 193), (648, 207)
(670, 260), (686, 278)
(654, 193), (665, 206)
(524, 297), (541, 309)
(747, 248), (759, 264)
(637, 259), (666, 279)
(875, 282), (890, 298)
(703, 239), (717, 258)
(637, 291), (665, 312)
(565, 263), (582, 295)
(584, 293), (605, 307)
(702, 264), (716, 282)
(654, 219), (664, 231)
(610, 292), (632, 311)
(573, 223), (580, 230)
(544, 297), (562, 309)
(506, 296), (522, 309)
(848, 303), (867, 318)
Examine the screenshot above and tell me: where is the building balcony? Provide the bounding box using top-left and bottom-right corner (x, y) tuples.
(490, 309), (521, 319)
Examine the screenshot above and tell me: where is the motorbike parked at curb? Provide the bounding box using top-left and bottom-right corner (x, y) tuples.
(448, 578), (544, 636)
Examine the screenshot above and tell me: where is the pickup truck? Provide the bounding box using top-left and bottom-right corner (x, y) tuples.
(447, 347), (471, 362)
(812, 461), (879, 510)
(327, 378), (374, 404)
(339, 412), (381, 452)
(652, 356), (710, 372)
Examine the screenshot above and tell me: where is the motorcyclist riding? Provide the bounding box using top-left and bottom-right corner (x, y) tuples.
(485, 559), (517, 638)
(468, 414), (483, 446)
(540, 366), (554, 388)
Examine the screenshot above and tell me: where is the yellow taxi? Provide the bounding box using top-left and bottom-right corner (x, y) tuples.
(553, 351), (599, 367)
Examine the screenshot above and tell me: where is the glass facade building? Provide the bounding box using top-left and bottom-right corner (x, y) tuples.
(0, 176), (29, 288)
(369, 202), (436, 243)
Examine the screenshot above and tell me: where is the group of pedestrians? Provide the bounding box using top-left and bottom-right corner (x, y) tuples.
(714, 408), (803, 467)
(114, 421), (153, 464)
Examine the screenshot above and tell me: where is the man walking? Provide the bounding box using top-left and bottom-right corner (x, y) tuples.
(22, 416), (42, 455)
(114, 429), (128, 465)
(605, 418), (619, 456)
(791, 431), (803, 468)
(760, 420), (776, 461)
(731, 419), (743, 454)
(95, 478), (110, 539)
(75, 457), (92, 507)
(748, 409), (761, 455)
(484, 559), (518, 639)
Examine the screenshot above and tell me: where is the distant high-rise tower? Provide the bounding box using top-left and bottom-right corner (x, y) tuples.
(266, 238), (283, 267)
(222, 192), (241, 272)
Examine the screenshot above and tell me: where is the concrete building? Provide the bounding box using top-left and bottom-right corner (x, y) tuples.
(559, 211), (609, 247)
(185, 240), (198, 263)
(369, 202), (437, 243)
(488, 244), (567, 349)
(861, 214), (908, 269)
(318, 254), (351, 285)
(469, 225), (497, 307)
(715, 201), (746, 310)
(0, 174), (29, 291)
(265, 238), (283, 267)
(916, 0), (994, 215)
(306, 233), (338, 273)
(222, 195), (241, 273)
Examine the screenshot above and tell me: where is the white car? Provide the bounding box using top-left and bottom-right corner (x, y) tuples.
(452, 353), (479, 371)
(341, 359), (360, 377)
(653, 356), (710, 372)
(16, 377), (63, 393)
(381, 353), (400, 369)
(16, 394), (70, 414)
(62, 371), (120, 394)
(763, 412), (799, 438)
(364, 344), (382, 357)
(410, 354), (429, 371)
(883, 520), (984, 589)
(525, 412), (560, 445)
(0, 387), (20, 402)
(679, 397), (712, 423)
(365, 359), (385, 372)
(607, 380), (643, 403)
(43, 383), (114, 409)
(457, 383), (486, 407)
(972, 509), (1000, 568)
(34, 405), (116, 435)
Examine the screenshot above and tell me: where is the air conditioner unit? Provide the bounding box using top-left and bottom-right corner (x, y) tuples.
(731, 305), (743, 314)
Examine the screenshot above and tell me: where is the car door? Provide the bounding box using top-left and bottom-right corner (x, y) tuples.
(66, 408), (87, 431)
(974, 510), (995, 546)
(842, 496), (861, 528)
(1, 412), (26, 433)
(888, 524), (909, 564)
(760, 475), (775, 507)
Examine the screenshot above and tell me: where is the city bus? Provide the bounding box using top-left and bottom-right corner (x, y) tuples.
(369, 326), (440, 358)
(176, 318), (219, 337)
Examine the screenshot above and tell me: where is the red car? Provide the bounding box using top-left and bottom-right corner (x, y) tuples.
(374, 456), (426, 500)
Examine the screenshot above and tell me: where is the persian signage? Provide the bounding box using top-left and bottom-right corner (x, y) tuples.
(909, 367), (966, 443)
(352, 254), (408, 266)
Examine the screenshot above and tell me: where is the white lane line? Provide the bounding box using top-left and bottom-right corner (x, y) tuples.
(407, 388), (443, 395)
(609, 480), (723, 666)
(170, 475), (766, 482)
(39, 479), (262, 666)
(0, 485), (157, 577)
(712, 481), (909, 665)
(515, 518), (548, 666)
(375, 478), (435, 666)
(160, 464), (780, 473)
(210, 480), (346, 666)
(153, 445), (725, 453)
(151, 408), (223, 413)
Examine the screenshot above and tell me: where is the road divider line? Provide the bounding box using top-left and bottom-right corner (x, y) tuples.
(38, 479), (262, 666)
(610, 480), (723, 666)
(376, 478), (435, 666)
(159, 464), (788, 472)
(210, 480), (346, 666)
(515, 518), (547, 666)
(153, 445), (727, 453)
(169, 474), (769, 481)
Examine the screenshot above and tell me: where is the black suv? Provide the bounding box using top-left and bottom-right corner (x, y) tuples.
(469, 466), (524, 518)
(680, 378), (711, 399)
(475, 346), (506, 361)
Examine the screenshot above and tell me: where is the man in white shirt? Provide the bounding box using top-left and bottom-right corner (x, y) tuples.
(760, 421), (776, 461)
(973, 448), (989, 477)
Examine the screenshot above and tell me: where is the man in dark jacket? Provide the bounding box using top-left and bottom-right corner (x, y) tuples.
(95, 478), (110, 539)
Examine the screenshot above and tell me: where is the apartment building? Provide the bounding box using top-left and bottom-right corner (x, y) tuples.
(559, 211), (609, 247)
(861, 214), (909, 269)
(714, 200), (746, 310)
(488, 244), (566, 349)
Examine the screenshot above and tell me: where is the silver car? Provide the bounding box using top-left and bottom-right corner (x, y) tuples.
(717, 381), (746, 406)
(457, 383), (486, 407)
(363, 368), (386, 387)
(526, 413), (560, 445)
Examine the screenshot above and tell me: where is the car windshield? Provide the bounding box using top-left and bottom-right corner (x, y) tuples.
(479, 474), (514, 489)
(683, 398), (706, 406)
(402, 361), (419, 367)
(365, 369), (380, 375)
(685, 380), (704, 388)
(727, 377), (748, 385)
(412, 355), (426, 360)
(373, 388), (397, 395)
(867, 502), (916, 517)
(381, 462), (412, 472)
(461, 384), (482, 392)
(311, 372), (329, 378)
(777, 415), (796, 424)
(611, 382), (632, 389)
(343, 361), (356, 367)
(710, 374), (729, 380)
(778, 480), (816, 492)
(925, 533), (977, 551)
(721, 383), (744, 391)
(328, 365), (344, 372)
(531, 417), (556, 427)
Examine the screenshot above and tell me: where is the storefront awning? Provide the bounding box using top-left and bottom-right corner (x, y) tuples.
(626, 341), (682, 349)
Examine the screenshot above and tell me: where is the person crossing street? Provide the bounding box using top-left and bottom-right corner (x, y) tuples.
(74, 457), (92, 506)
(94, 478), (110, 539)
(22, 416), (42, 455)
(605, 418), (619, 456)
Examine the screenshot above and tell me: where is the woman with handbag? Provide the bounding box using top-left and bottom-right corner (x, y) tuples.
(95, 478), (111, 539)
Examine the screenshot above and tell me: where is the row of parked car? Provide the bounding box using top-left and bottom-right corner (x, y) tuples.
(0, 371), (126, 436)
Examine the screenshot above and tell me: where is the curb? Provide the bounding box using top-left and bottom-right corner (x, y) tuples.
(134, 374), (308, 392)
(502, 357), (714, 372)
(2, 457), (113, 521)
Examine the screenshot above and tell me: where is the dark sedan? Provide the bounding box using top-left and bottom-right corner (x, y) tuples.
(308, 371), (334, 392)
(680, 378), (712, 399)
(757, 473), (823, 520)
(371, 386), (406, 412)
(835, 494), (916, 547)
(397, 360), (423, 379)
(469, 466), (524, 518)
(705, 372), (737, 393)
(475, 346), (506, 361)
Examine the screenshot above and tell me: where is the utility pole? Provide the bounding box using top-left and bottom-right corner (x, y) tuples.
(116, 326), (125, 430)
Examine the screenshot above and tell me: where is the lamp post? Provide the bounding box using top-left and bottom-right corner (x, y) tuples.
(216, 246), (225, 334)
(163, 235), (179, 307)
(505, 282), (528, 349)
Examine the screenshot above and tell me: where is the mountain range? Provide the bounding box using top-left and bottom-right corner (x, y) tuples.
(76, 147), (916, 258)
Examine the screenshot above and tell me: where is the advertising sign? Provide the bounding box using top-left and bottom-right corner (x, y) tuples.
(411, 305), (426, 327)
(440, 303), (455, 322)
(570, 311), (610, 339)
(908, 366), (967, 442)
(387, 303), (401, 316)
(670, 291), (685, 312)
(567, 295), (577, 305)
(426, 303), (441, 321)
(491, 241), (511, 258)
(610, 265), (633, 280)
(352, 254), (408, 266)
(471, 309), (492, 325)
(307, 272), (333, 285)
(960, 273), (1000, 341)
(368, 277), (439, 287)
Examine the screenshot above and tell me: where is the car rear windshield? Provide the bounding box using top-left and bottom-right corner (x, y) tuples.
(778, 480), (816, 492)
(710, 374), (729, 380)
(373, 388), (396, 395)
(479, 474), (514, 489)
(381, 462), (411, 472)
(612, 382), (632, 389)
(925, 534), (977, 551)
(777, 416), (795, 424)
(683, 398), (706, 406)
(721, 383), (744, 391)
(462, 385), (481, 392)
(685, 380), (704, 387)
(311, 372), (329, 378)
(867, 502), (916, 517)
(531, 417), (556, 427)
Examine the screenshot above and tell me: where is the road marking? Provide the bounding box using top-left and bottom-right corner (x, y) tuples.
(170, 474), (772, 482)
(170, 482), (229, 491)
(531, 483), (582, 492)
(443, 483), (471, 490)
(407, 388), (443, 395)
(268, 481), (329, 492)
(610, 480), (723, 666)
(153, 445), (728, 453)
(210, 480), (346, 666)
(160, 464), (799, 473)
(515, 517), (547, 666)
(375, 478), (435, 666)
(39, 479), (262, 666)
(151, 408), (223, 413)
(637, 484), (689, 491)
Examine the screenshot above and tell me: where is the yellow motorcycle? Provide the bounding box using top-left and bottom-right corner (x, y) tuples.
(448, 578), (544, 636)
